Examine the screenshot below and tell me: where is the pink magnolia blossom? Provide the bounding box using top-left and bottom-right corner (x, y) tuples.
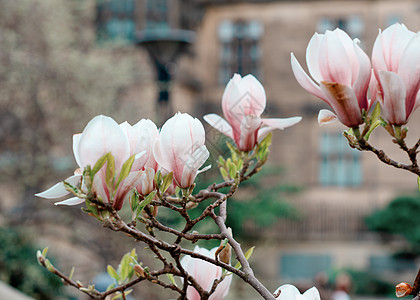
(372, 23), (420, 125)
(275, 284), (321, 300)
(153, 112), (210, 188)
(291, 28), (372, 127)
(36, 115), (145, 210)
(180, 246), (232, 300)
(120, 119), (159, 195)
(204, 74), (301, 152)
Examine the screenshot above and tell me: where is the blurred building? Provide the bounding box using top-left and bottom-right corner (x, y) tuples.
(93, 0), (420, 290)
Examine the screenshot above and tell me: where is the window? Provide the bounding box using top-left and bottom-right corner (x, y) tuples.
(218, 20), (263, 84)
(317, 15), (364, 39)
(146, 0), (169, 29)
(280, 254), (332, 280)
(319, 132), (362, 186)
(97, 0), (136, 43)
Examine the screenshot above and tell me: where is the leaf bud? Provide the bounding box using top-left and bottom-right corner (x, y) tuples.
(396, 282), (413, 297)
(133, 264), (145, 278)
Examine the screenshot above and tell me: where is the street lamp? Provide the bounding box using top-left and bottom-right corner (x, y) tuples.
(136, 28), (195, 125)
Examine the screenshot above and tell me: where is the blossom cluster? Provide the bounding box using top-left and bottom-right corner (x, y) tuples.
(292, 23), (420, 128)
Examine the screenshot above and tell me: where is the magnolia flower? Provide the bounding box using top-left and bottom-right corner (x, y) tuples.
(120, 119), (159, 195)
(204, 74), (302, 152)
(275, 284), (321, 300)
(291, 28), (372, 127)
(36, 115), (145, 210)
(180, 246), (232, 300)
(372, 23), (420, 125)
(153, 112), (210, 188)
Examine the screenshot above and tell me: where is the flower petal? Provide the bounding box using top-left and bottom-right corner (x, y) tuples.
(180, 145), (210, 188)
(35, 174), (82, 199)
(291, 53), (327, 102)
(377, 70), (407, 125)
(54, 197), (85, 206)
(352, 39), (371, 110)
(78, 115), (130, 171)
(275, 284), (301, 299)
(319, 30), (352, 86)
(72, 133), (82, 167)
(320, 81), (363, 127)
(318, 109), (338, 126)
(398, 32), (420, 116)
(306, 32), (323, 83)
(261, 117), (302, 130)
(303, 287), (321, 300)
(203, 113), (234, 139)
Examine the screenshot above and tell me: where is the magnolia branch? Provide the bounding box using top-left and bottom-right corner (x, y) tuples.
(356, 136), (420, 176)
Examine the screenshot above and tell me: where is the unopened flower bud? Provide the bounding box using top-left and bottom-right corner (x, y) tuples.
(396, 282), (413, 297)
(134, 264), (145, 278)
(219, 242), (231, 265)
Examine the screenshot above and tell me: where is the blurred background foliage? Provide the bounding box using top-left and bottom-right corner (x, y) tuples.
(366, 193), (420, 256)
(0, 226), (65, 299)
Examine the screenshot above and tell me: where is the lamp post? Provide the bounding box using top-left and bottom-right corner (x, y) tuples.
(136, 28), (195, 125)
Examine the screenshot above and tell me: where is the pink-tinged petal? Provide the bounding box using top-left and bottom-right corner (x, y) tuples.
(369, 69), (378, 105)
(209, 276), (232, 300)
(240, 74), (266, 116)
(237, 115), (261, 151)
(303, 287), (321, 300)
(318, 109), (338, 126)
(136, 168), (155, 195)
(352, 39), (371, 110)
(377, 71), (407, 125)
(380, 23), (415, 72)
(114, 171), (145, 210)
(72, 134), (82, 168)
(153, 138), (172, 174)
(54, 197), (85, 206)
(222, 74), (266, 131)
(372, 29), (387, 76)
(306, 32), (323, 83)
(132, 119), (159, 169)
(333, 29), (360, 82)
(180, 145), (210, 188)
(78, 115), (130, 171)
(92, 174), (109, 203)
(258, 116), (302, 144)
(35, 174), (82, 199)
(203, 114), (234, 139)
(261, 116), (302, 130)
(398, 33), (420, 116)
(319, 30), (352, 86)
(131, 151), (147, 172)
(320, 81), (363, 127)
(291, 53), (327, 103)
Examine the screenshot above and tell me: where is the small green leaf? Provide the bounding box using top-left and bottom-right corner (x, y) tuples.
(234, 246), (255, 270)
(107, 265), (119, 281)
(161, 172), (173, 193)
(91, 152), (110, 179)
(364, 119), (381, 141)
(106, 283), (116, 292)
(42, 247), (49, 257)
(226, 142), (239, 155)
(69, 266), (75, 280)
(106, 153), (116, 186)
(116, 155), (135, 189)
(136, 191), (156, 219)
(418, 176), (420, 192)
(244, 246), (255, 260)
(370, 102), (381, 124)
(167, 274), (177, 286)
(155, 170), (163, 186)
(45, 259), (54, 272)
(219, 167), (228, 180)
